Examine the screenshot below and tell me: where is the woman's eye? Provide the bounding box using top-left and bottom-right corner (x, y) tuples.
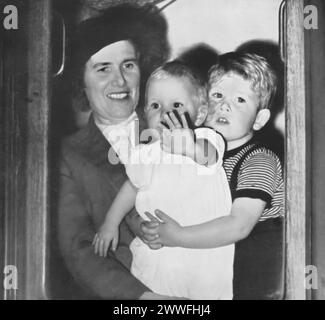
(98, 67), (109, 73)
(237, 97), (246, 103)
(212, 92), (223, 99)
(173, 102), (183, 108)
(124, 62), (136, 70)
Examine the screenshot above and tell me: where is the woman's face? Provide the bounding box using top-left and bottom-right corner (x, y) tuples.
(83, 40), (140, 124)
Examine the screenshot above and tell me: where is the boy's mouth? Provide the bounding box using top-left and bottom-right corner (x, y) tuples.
(217, 117), (229, 124)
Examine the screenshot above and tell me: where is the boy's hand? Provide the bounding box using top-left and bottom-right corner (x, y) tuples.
(144, 210), (182, 248)
(140, 212), (163, 250)
(161, 111), (195, 157)
(92, 224), (119, 257)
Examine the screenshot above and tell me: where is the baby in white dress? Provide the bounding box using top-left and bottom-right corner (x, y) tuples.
(93, 61), (234, 299)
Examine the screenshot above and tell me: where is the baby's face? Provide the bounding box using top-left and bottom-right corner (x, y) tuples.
(145, 76), (199, 133)
(205, 72), (260, 150)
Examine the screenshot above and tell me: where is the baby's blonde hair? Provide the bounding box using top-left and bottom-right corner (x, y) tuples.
(146, 60), (208, 109)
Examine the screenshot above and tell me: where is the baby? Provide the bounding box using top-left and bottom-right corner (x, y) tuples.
(93, 60), (234, 299)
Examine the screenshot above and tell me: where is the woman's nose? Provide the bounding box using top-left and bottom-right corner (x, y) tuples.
(111, 68), (126, 87)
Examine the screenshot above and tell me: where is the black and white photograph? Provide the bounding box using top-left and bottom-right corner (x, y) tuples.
(0, 0), (324, 304)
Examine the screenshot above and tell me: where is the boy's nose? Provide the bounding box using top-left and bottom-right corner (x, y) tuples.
(218, 100), (231, 112)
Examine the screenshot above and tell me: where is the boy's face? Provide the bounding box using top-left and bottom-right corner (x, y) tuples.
(206, 72), (262, 150)
(145, 76), (199, 132)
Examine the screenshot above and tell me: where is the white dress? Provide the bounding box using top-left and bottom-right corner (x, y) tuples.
(101, 118), (234, 300)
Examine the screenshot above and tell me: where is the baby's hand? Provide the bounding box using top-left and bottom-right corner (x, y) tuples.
(93, 223), (119, 257)
(161, 112), (195, 157)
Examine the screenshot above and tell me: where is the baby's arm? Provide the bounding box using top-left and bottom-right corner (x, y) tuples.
(93, 180), (137, 256)
(147, 198), (265, 249)
(194, 134), (218, 166)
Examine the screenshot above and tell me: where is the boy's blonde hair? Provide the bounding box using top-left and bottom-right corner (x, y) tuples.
(208, 52), (277, 110)
(146, 60), (208, 108)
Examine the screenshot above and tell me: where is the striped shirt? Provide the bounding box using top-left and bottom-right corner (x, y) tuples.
(223, 139), (284, 221)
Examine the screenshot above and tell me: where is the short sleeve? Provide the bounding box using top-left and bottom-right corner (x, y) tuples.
(124, 142), (159, 189)
(194, 127), (225, 166)
(235, 150), (279, 206)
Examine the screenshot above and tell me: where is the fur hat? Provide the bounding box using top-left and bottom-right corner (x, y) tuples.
(73, 3), (170, 76)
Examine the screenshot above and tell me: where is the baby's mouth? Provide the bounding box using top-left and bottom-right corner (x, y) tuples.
(106, 92), (129, 100)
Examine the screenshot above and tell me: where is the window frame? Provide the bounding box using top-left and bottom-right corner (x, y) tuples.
(0, 0), (307, 299)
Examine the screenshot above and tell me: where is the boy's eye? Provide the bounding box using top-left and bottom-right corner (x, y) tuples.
(173, 102), (183, 108)
(237, 97), (246, 103)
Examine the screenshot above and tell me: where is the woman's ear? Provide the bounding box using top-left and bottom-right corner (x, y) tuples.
(194, 103), (208, 126)
(253, 108), (271, 131)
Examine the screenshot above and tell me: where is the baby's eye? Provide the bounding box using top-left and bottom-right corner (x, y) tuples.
(212, 92), (223, 99)
(237, 97), (246, 103)
(150, 103), (160, 110)
(173, 102), (183, 109)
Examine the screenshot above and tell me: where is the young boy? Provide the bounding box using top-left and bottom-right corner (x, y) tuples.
(141, 53), (284, 298)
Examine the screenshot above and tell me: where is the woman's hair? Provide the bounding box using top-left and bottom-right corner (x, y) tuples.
(208, 52), (277, 110)
(146, 60), (208, 108)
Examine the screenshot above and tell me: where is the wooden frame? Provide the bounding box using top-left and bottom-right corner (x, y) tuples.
(0, 0), (307, 299)
(24, 0), (52, 300)
(284, 0), (306, 300)
(1, 0), (52, 300)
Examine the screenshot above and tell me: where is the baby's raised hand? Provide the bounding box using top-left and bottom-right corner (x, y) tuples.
(161, 111), (195, 157)
(93, 224), (119, 257)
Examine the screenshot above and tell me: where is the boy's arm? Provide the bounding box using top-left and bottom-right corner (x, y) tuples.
(152, 147), (281, 248)
(152, 197), (265, 249)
